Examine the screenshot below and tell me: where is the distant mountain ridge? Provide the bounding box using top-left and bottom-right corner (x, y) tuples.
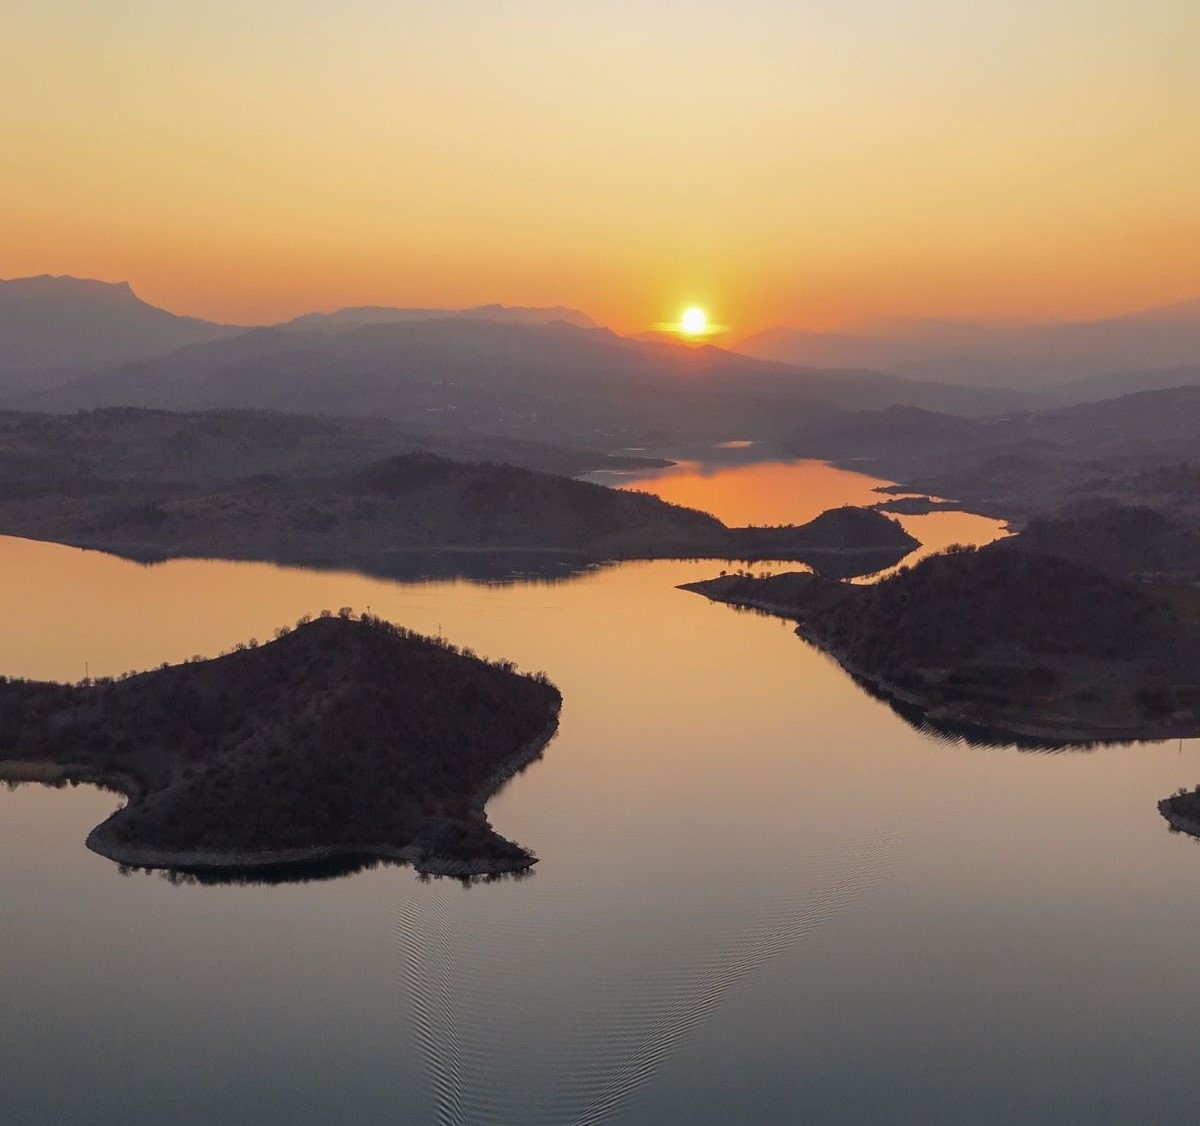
(0, 275), (1046, 442)
(284, 303), (595, 332)
(8, 313), (1043, 452)
(0, 275), (242, 383)
(0, 275), (600, 384)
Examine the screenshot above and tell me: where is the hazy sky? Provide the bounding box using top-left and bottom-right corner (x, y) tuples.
(5, 1), (1200, 333)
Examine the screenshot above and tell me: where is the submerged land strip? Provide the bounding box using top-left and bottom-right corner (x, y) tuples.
(0, 615), (561, 876)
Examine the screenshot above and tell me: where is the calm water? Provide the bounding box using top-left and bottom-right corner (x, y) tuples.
(3, 460), (1199, 1126)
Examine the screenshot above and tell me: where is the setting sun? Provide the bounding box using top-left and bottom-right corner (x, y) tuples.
(680, 306), (708, 335)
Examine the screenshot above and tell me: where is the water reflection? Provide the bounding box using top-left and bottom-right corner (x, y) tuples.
(606, 457), (1008, 569)
(122, 858), (535, 889)
(4, 459), (1200, 1126)
(94, 544), (604, 586)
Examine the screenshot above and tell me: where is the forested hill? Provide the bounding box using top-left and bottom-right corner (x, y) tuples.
(683, 545), (1200, 742)
(0, 614), (562, 874)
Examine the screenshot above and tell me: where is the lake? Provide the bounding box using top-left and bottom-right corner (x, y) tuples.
(3, 458), (1199, 1125)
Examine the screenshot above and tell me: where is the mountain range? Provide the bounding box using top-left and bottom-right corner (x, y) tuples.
(0, 276), (1044, 450)
(5, 276), (1200, 453)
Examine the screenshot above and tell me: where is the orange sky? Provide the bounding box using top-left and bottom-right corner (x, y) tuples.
(5, 1), (1200, 333)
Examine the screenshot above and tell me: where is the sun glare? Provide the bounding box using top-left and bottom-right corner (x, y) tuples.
(680, 306), (708, 335)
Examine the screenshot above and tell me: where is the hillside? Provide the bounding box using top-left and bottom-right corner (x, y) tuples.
(682, 545), (1200, 742)
(0, 407), (664, 486)
(1001, 504), (1200, 581)
(0, 453), (919, 580)
(0, 615), (561, 875)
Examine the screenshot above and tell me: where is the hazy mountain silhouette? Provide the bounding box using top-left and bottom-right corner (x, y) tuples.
(0, 275), (240, 384)
(284, 303), (596, 332)
(788, 385), (1200, 529)
(1053, 363), (1200, 403)
(10, 315), (1042, 449)
(738, 297), (1200, 389)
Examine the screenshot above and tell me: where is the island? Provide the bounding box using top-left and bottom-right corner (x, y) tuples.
(681, 543), (1200, 743)
(0, 449), (920, 580)
(872, 496), (964, 516)
(0, 614), (561, 876)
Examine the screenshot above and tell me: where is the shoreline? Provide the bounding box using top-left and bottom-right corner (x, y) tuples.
(26, 533), (914, 564)
(0, 711), (560, 878)
(683, 584), (1195, 745)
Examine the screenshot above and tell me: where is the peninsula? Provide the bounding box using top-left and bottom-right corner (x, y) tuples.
(0, 614), (561, 876)
(682, 544), (1200, 743)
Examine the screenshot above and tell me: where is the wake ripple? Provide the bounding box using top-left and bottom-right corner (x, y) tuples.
(394, 813), (923, 1126)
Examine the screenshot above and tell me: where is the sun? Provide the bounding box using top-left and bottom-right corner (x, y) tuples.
(680, 306), (708, 336)
(652, 305), (725, 339)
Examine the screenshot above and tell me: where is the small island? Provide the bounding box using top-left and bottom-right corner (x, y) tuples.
(682, 544), (1200, 743)
(872, 495), (963, 516)
(0, 614), (561, 876)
